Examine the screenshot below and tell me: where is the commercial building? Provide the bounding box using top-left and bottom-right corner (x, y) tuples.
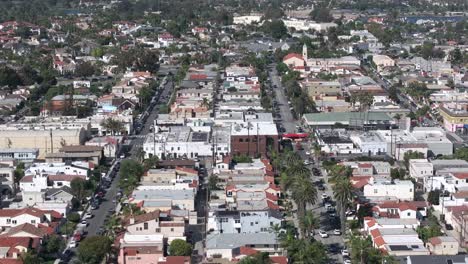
(230, 122), (279, 157)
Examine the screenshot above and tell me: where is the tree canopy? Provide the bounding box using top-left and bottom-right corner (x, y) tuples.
(169, 239), (192, 256)
(77, 236), (111, 264)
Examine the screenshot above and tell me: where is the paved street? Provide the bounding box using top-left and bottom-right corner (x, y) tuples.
(268, 64), (296, 133)
(65, 67), (176, 262)
(270, 64), (345, 263)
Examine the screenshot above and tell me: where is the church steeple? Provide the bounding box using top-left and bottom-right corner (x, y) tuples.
(302, 43), (308, 61)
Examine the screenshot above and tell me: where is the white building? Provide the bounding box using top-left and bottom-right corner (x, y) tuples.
(233, 15), (262, 25)
(363, 178), (414, 201)
(350, 132), (387, 155)
(282, 18), (337, 31)
(409, 159), (433, 180)
(143, 126), (216, 159)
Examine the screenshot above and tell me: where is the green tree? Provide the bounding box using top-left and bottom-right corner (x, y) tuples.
(143, 155), (159, 171)
(428, 190), (441, 205)
(45, 234), (65, 254)
(77, 236), (111, 264)
(290, 174), (317, 219)
(75, 62), (97, 77)
(299, 211), (319, 238)
(416, 224), (443, 243)
(310, 7), (333, 22)
(453, 147), (468, 161)
(21, 252), (41, 264)
(101, 118), (124, 136)
(119, 159), (144, 193)
(169, 239), (192, 256)
(262, 20), (288, 39)
(67, 212), (81, 223)
(70, 178), (87, 202)
(276, 62), (289, 75)
(238, 252), (272, 264)
(208, 175), (220, 191)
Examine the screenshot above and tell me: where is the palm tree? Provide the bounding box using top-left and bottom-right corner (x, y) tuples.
(134, 147), (145, 162)
(299, 211), (319, 239)
(333, 177), (353, 234)
(201, 97), (210, 109)
(101, 118), (124, 135)
(290, 175), (317, 219)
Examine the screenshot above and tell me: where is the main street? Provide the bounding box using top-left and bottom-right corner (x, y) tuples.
(64, 66), (176, 262)
(269, 64), (345, 263)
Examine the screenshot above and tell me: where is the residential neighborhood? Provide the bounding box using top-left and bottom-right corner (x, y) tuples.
(0, 0), (466, 264)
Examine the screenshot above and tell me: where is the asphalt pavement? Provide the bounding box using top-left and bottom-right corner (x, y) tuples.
(270, 64), (345, 263)
(63, 67), (176, 262)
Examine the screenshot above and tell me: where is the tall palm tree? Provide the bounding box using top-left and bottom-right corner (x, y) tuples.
(333, 177), (353, 234)
(299, 211), (319, 239)
(290, 175), (317, 219)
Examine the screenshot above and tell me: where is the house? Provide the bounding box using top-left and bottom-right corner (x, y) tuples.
(125, 210), (185, 240)
(426, 236), (459, 255)
(0, 222), (54, 239)
(0, 207), (59, 228)
(131, 189), (195, 211)
(409, 159), (433, 181)
(372, 54), (395, 71)
(205, 233), (283, 259)
(0, 148), (38, 163)
(45, 145), (103, 165)
(372, 200), (428, 219)
(0, 237), (39, 261)
(368, 228), (429, 256)
(362, 178), (414, 201)
(207, 209), (282, 234)
(118, 233), (164, 264)
(85, 136), (122, 158)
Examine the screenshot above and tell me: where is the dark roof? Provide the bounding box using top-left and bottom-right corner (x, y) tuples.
(60, 145), (103, 153)
(158, 159), (196, 168)
(321, 136), (353, 144)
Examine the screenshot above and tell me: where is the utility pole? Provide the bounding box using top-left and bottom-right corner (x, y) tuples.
(50, 129), (54, 153)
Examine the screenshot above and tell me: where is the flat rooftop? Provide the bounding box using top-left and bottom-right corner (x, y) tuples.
(206, 233), (278, 249)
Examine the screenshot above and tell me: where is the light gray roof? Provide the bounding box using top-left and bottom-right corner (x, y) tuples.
(206, 233), (278, 249)
(396, 255), (467, 264)
(132, 189), (195, 200)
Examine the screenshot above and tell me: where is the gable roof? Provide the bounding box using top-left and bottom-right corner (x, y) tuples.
(1, 223), (52, 238)
(283, 53), (303, 61)
(0, 207), (46, 218)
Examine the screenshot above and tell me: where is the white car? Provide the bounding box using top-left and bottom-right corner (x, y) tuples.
(341, 248), (349, 256)
(84, 213), (93, 219)
(318, 230), (328, 238)
(343, 257), (352, 264)
(305, 151), (311, 156)
(321, 193), (328, 199)
(79, 220), (88, 226)
(304, 160), (311, 165)
(334, 229), (341, 235)
(69, 240), (77, 248)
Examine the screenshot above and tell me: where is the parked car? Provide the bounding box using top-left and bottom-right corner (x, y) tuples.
(321, 193), (328, 199)
(343, 257), (352, 264)
(79, 220), (88, 226)
(334, 229), (342, 235)
(341, 248), (349, 256)
(84, 213), (93, 219)
(319, 230), (328, 238)
(69, 240), (77, 248)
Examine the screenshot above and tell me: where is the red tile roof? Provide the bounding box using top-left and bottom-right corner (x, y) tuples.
(453, 172), (468, 180)
(283, 53), (303, 61)
(358, 163), (373, 168)
(1, 223), (50, 238)
(0, 207), (47, 218)
(270, 256), (288, 264)
(374, 236), (386, 247)
(239, 246), (258, 256)
(428, 236), (442, 245)
(158, 256), (190, 264)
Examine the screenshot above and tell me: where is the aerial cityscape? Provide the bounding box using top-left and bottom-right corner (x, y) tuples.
(0, 0), (467, 263)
